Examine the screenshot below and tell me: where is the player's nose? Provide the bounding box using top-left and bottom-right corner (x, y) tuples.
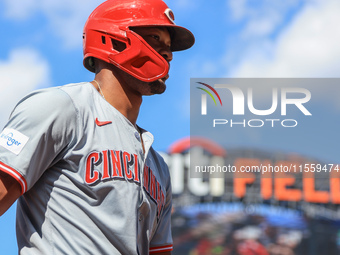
(159, 47), (173, 63)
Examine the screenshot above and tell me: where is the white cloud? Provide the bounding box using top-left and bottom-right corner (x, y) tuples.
(228, 0), (300, 38)
(241, 14), (280, 38)
(2, 0), (197, 49)
(40, 0), (104, 49)
(214, 0), (303, 79)
(225, 0), (340, 111)
(228, 0), (247, 21)
(0, 48), (50, 127)
(2, 0), (104, 49)
(2, 0), (38, 20)
(231, 0), (340, 78)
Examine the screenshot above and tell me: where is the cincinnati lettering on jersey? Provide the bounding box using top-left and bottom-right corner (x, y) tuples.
(85, 150), (165, 220)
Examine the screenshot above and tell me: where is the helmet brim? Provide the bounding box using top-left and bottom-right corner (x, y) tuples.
(168, 25), (195, 52)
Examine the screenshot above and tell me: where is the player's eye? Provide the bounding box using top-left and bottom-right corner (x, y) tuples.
(150, 34), (160, 41)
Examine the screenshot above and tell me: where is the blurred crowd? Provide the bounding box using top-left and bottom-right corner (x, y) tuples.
(172, 207), (340, 255)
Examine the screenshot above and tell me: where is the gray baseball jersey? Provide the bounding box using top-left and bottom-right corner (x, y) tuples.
(0, 82), (173, 254)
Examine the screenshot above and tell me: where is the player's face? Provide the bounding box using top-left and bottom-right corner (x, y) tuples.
(133, 27), (173, 63)
(126, 27), (173, 95)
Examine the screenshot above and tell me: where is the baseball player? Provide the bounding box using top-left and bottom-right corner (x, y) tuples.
(0, 0), (194, 254)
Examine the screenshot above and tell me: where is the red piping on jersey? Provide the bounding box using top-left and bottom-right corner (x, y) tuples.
(0, 161), (27, 195)
(149, 244), (173, 254)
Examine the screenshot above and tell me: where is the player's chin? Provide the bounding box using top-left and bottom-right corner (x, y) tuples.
(148, 79), (167, 95)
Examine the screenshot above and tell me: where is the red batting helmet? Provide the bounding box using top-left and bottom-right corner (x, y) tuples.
(83, 0), (195, 82)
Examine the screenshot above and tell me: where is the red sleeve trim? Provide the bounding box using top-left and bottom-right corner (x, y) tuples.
(149, 244), (173, 254)
(0, 161), (27, 195)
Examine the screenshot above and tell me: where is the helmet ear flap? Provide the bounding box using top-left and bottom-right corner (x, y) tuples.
(83, 30), (128, 73)
(108, 30), (169, 82)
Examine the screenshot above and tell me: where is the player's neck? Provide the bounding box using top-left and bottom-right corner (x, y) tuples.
(92, 72), (142, 126)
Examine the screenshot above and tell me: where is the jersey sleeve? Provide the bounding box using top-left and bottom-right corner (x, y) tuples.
(149, 164), (173, 254)
(0, 88), (79, 194)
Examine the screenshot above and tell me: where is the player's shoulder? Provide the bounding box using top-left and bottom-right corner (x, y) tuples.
(58, 82), (93, 97)
(16, 82), (89, 104)
(58, 82), (101, 111)
(11, 82), (91, 120)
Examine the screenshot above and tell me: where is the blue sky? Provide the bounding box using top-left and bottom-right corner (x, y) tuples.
(1, 0), (340, 253)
